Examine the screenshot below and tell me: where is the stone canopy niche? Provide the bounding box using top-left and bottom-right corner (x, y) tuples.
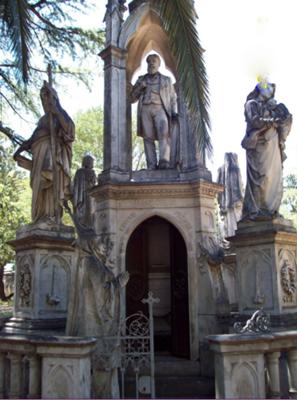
(92, 0), (223, 362)
(99, 0), (211, 183)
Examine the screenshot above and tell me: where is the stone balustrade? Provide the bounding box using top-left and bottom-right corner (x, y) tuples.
(208, 330), (297, 399)
(0, 334), (96, 399)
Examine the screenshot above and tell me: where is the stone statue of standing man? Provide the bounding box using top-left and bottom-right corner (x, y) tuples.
(130, 54), (178, 170)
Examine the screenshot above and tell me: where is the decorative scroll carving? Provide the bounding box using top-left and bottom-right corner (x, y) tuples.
(18, 263), (32, 308)
(280, 260), (297, 303)
(234, 309), (271, 334)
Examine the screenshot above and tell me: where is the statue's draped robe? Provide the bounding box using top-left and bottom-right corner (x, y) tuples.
(72, 167), (96, 228)
(66, 241), (121, 399)
(242, 99), (291, 218)
(30, 110), (74, 222)
(217, 153), (243, 237)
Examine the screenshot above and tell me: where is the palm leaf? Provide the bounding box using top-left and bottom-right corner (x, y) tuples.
(2, 0), (32, 83)
(151, 0), (212, 158)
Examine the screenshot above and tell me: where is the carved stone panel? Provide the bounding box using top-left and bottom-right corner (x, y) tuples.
(239, 249), (273, 311)
(278, 249), (297, 306)
(39, 255), (70, 314)
(231, 361), (260, 398)
(16, 255), (34, 309)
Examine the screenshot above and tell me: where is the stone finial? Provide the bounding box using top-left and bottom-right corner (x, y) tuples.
(105, 0), (127, 45)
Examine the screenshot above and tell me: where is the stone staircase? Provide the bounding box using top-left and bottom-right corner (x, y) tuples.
(123, 354), (215, 399)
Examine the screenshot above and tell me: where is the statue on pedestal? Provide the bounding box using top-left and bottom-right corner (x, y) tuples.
(130, 54), (178, 170)
(241, 81), (292, 220)
(14, 80), (75, 224)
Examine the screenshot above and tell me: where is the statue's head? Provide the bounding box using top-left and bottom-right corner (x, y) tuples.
(146, 54), (161, 75)
(256, 82), (275, 100)
(40, 81), (59, 112)
(82, 154), (94, 169)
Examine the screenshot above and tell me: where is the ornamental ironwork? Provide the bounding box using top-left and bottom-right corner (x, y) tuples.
(233, 309), (271, 334)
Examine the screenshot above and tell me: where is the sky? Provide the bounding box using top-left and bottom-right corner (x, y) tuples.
(14, 0), (297, 183)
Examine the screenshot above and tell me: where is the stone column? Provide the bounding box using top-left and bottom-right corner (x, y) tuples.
(99, 2), (130, 183)
(0, 353), (5, 398)
(7, 353), (22, 399)
(265, 351), (281, 398)
(27, 355), (41, 398)
(288, 349), (297, 398)
(99, 45), (130, 182)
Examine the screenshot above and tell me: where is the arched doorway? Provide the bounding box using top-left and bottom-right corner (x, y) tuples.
(126, 216), (190, 358)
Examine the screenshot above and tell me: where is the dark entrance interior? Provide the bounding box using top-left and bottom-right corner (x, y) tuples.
(126, 216), (190, 358)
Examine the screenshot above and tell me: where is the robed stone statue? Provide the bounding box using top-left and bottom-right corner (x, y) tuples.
(241, 81), (292, 219)
(217, 152), (244, 238)
(14, 81), (75, 224)
(72, 154), (97, 228)
(130, 53), (178, 170)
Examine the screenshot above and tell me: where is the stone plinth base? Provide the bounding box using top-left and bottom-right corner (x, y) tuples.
(229, 217), (297, 318)
(7, 222), (76, 333)
(131, 165), (212, 183)
(0, 333), (96, 399)
(98, 168), (130, 184)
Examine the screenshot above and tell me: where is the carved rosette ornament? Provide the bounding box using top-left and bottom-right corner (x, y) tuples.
(280, 260), (297, 304)
(18, 263), (32, 307)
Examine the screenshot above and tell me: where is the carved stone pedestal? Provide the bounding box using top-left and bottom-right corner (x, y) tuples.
(229, 218), (297, 324)
(6, 223), (76, 333)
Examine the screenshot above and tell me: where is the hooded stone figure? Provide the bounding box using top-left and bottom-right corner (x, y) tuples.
(217, 152), (244, 238)
(14, 81), (75, 223)
(241, 81), (292, 219)
(72, 154), (97, 228)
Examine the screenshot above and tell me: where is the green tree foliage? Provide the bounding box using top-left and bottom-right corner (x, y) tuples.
(73, 107), (146, 174)
(280, 174), (297, 228)
(0, 136), (30, 299)
(73, 107), (104, 173)
(0, 0), (104, 132)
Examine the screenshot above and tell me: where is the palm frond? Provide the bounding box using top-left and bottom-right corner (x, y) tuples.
(151, 0), (212, 158)
(4, 0), (32, 83)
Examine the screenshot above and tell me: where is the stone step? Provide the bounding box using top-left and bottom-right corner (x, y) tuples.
(123, 375), (214, 399)
(155, 355), (201, 377)
(156, 376), (214, 399)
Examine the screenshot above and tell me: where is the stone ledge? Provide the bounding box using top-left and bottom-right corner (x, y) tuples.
(229, 218), (297, 246)
(90, 179), (223, 201)
(8, 224), (75, 251)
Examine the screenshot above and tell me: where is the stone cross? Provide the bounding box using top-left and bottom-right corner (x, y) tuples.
(141, 292), (159, 398)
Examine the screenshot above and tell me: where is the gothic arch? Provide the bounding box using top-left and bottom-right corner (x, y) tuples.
(119, 211), (192, 265)
(119, 3), (176, 81)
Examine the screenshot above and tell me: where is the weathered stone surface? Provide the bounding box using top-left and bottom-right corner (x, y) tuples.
(90, 179), (223, 360)
(209, 330), (297, 399)
(13, 82), (75, 224)
(6, 224), (76, 332)
(229, 218), (297, 317)
(241, 82), (292, 220)
(130, 53), (178, 170)
(217, 152), (244, 239)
